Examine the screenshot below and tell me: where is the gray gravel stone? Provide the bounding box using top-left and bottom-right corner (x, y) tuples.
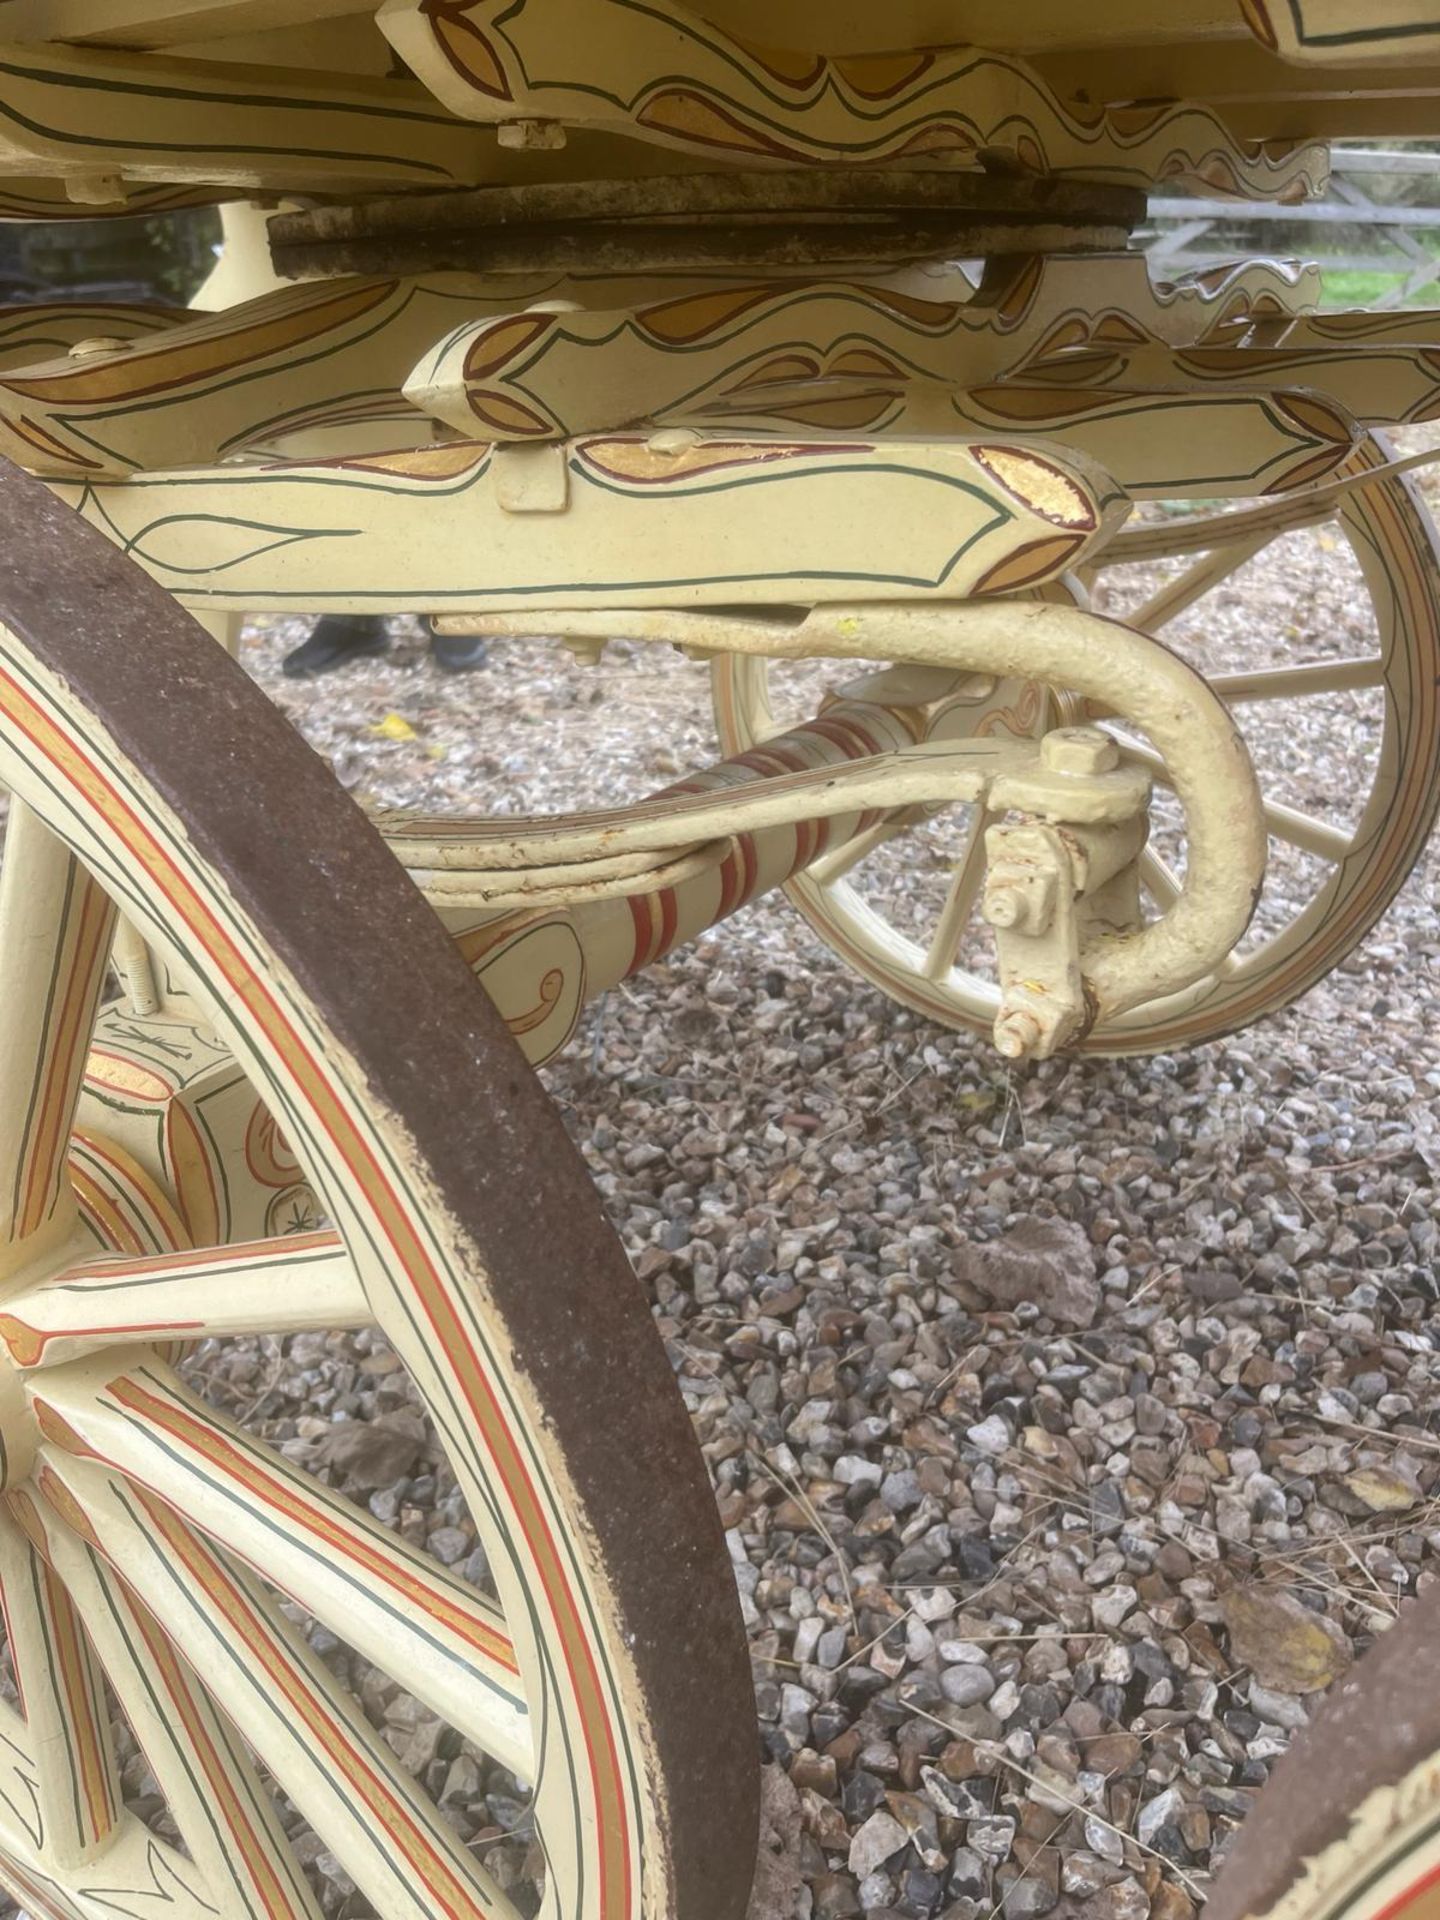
(221, 573), (1440, 1920)
(940, 1665), (997, 1708)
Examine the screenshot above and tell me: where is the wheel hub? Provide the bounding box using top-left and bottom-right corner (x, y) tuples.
(0, 1349), (38, 1488)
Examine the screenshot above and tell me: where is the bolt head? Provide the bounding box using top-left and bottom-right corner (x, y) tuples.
(68, 336), (129, 359)
(646, 427), (701, 456)
(497, 117), (568, 149)
(1040, 726), (1119, 777)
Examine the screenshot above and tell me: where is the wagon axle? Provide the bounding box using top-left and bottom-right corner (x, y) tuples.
(1, 4), (1439, 1919)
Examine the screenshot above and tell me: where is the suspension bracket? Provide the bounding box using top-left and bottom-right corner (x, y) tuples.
(983, 732), (1150, 1060)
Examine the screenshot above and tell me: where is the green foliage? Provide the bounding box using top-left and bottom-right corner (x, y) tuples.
(15, 206), (221, 303)
(1320, 263), (1440, 308)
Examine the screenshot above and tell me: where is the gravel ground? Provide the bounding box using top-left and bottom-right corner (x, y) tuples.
(158, 474), (1440, 1920)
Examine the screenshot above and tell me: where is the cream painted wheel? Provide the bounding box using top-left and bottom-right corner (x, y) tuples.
(711, 436), (1440, 1053)
(0, 470), (755, 1920)
(1206, 1579), (1440, 1920)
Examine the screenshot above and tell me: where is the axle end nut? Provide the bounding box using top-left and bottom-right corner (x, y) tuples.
(982, 869), (1056, 937)
(984, 886), (1024, 929)
(994, 1009), (1042, 1060)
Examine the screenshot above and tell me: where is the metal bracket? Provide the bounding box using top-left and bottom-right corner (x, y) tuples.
(983, 755), (1149, 1060)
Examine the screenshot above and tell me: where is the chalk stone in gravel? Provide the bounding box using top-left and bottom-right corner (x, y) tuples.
(1344, 1463), (1422, 1511)
(967, 1413), (1012, 1454)
(847, 1808), (908, 1878)
(1084, 1817), (1125, 1865)
(949, 1216), (1099, 1327)
(1220, 1586), (1353, 1693)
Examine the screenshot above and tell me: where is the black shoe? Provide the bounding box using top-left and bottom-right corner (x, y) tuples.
(283, 614), (391, 678)
(430, 631), (491, 673)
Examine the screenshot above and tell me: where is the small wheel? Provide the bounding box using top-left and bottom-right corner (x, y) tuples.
(0, 467), (755, 1920)
(711, 435), (1440, 1053)
(1206, 1581), (1440, 1920)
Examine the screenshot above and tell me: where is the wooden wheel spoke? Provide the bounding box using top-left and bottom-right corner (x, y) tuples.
(0, 1231), (369, 1370)
(1209, 656), (1386, 704)
(807, 813), (909, 887)
(1125, 530), (1272, 631)
(13, 1481), (322, 1920)
(1139, 847), (1182, 912)
(0, 1508), (119, 1870)
(0, 460), (758, 1920)
(1106, 495), (1335, 566)
(1105, 731), (1172, 789)
(923, 809), (993, 982)
(36, 1449), (519, 1920)
(0, 1813), (219, 1920)
(0, 804), (116, 1252)
(713, 433), (1437, 1056)
(31, 1363), (531, 1780)
(0, 1695), (42, 1873)
(1112, 732), (1351, 863)
(1262, 799), (1354, 863)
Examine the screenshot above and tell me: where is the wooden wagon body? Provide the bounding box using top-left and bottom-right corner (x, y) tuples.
(0, 9), (1433, 1920)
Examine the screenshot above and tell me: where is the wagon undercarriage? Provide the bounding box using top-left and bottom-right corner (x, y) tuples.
(0, 6), (1436, 1920)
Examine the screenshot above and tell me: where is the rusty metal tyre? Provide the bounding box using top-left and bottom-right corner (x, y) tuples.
(0, 462), (756, 1920)
(1206, 1582), (1440, 1920)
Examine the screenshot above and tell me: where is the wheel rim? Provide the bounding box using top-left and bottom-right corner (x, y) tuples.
(712, 434), (1440, 1053)
(0, 467), (756, 1920)
(1206, 1579), (1440, 1920)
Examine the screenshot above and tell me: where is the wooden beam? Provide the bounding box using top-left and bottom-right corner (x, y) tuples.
(0, 0), (367, 48)
(1032, 38), (1440, 140)
(696, 0), (1244, 55)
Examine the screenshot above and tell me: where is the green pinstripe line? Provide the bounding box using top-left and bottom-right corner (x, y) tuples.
(81, 453), (1024, 596)
(78, 1537), (315, 1918)
(102, 1475), (507, 1919)
(0, 1697), (44, 1852)
(44, 1240), (341, 1297)
(0, 636), (676, 1912)
(474, 0), (1316, 184)
(9, 852), (87, 1236)
(495, 0), (1197, 141)
(22, 287), (419, 440)
(0, 1776), (43, 1855)
(105, 1365), (528, 1717)
(1281, 0), (1440, 50)
(23, 1552), (93, 1853)
(0, 50), (473, 128)
(0, 93), (463, 181)
(953, 390), (1348, 491)
(65, 1142), (157, 1251)
(84, 498), (354, 579)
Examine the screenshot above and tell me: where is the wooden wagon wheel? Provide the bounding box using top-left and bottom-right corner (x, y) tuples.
(712, 434), (1440, 1054)
(0, 462), (756, 1920)
(1204, 1578), (1440, 1920)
